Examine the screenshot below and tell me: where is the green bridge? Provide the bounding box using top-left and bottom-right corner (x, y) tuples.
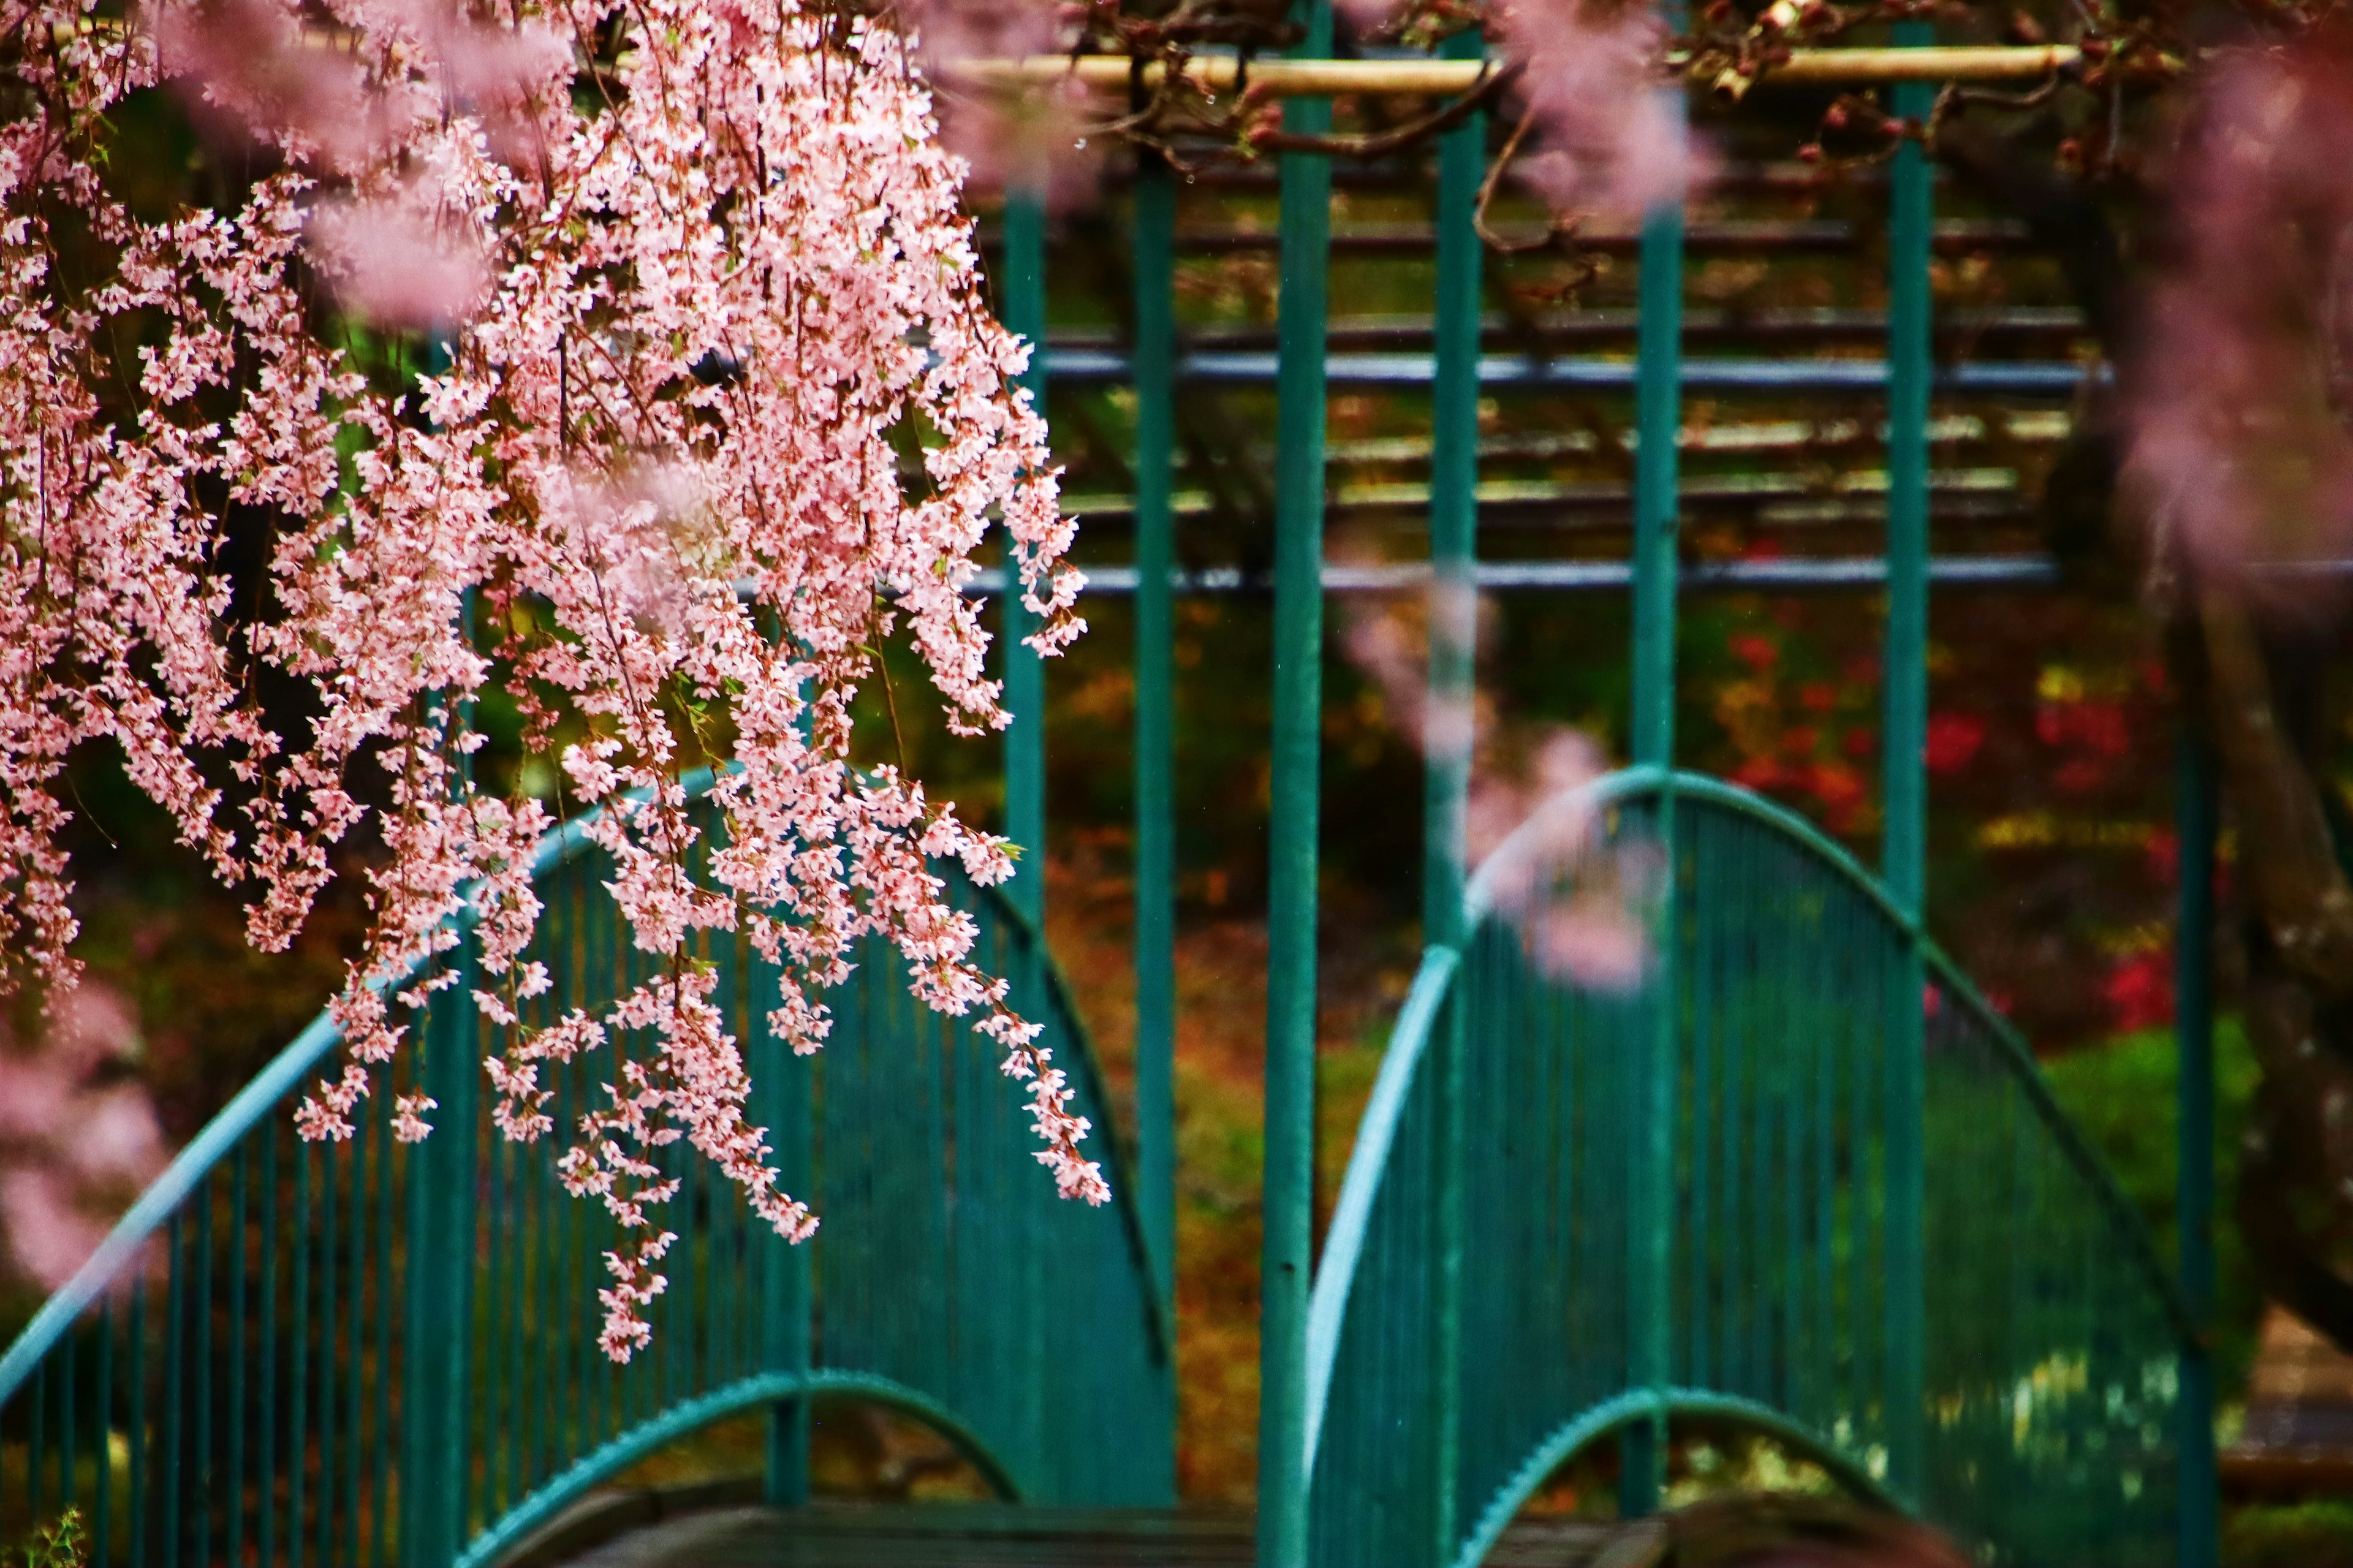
(0, 20), (2217, 1568)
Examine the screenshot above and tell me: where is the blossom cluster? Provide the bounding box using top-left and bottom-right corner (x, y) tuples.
(1, 0), (1100, 1358)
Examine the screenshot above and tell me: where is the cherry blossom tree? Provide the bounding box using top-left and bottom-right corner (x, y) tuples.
(1, 0), (1100, 1359)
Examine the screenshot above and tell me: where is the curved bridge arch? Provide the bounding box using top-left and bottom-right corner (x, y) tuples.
(1307, 766), (2195, 1568)
(1452, 1386), (1901, 1568)
(0, 769), (1172, 1566)
(455, 1368), (1022, 1568)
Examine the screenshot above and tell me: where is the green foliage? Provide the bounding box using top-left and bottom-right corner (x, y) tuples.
(2039, 1018), (2263, 1389)
(2223, 1500), (2353, 1568)
(15, 1509), (85, 1568)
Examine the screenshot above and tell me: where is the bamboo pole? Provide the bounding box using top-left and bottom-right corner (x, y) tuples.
(944, 44), (2084, 96)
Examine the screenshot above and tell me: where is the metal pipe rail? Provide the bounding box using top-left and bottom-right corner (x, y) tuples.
(1043, 347), (2105, 394)
(0, 774), (1176, 1568)
(1165, 219), (2040, 255)
(947, 45), (2088, 96)
(963, 556), (2059, 593)
(1048, 306), (2093, 351)
(1305, 770), (2199, 1568)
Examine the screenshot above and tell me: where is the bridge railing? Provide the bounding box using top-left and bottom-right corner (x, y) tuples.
(0, 774), (1172, 1568)
(1306, 767), (2193, 1568)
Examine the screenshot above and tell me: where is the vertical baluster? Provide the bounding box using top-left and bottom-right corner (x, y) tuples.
(262, 1116), (282, 1553)
(538, 881), (572, 1495)
(581, 877), (608, 1450)
(1814, 897), (1838, 1428)
(130, 1272), (148, 1568)
(1686, 811), (1715, 1393)
(61, 1326), (77, 1540)
(229, 1144), (249, 1568)
(345, 1099), (366, 1564)
(370, 1089), (394, 1568)
(95, 1300), (113, 1567)
(506, 1105), (527, 1512)
(194, 1172), (214, 1564)
(485, 1084), (510, 1525)
(315, 1124), (339, 1568)
(29, 1322), (48, 1532)
(1778, 876), (1800, 1412)
(288, 1148), (309, 1568)
(1727, 817), (1752, 1398)
(259, 1132), (279, 1568)
(162, 1214), (185, 1568)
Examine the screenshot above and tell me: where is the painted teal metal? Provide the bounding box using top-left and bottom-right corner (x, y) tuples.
(1131, 154), (1180, 1328)
(1882, 25), (1935, 1502)
(1259, 3), (1333, 1562)
(1002, 190), (1050, 928)
(1307, 767), (2199, 1568)
(0, 771), (1172, 1565)
(1622, 53), (1688, 1518)
(0, 48), (2216, 1568)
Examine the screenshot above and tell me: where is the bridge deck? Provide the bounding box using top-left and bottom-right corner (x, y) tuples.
(546, 1503), (1612, 1567)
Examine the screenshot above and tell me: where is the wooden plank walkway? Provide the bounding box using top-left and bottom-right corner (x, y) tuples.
(545, 1502), (1616, 1567)
(2226, 1305), (2353, 1496)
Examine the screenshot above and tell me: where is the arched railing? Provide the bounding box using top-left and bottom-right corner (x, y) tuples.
(1306, 766), (2193, 1568)
(0, 771), (1173, 1567)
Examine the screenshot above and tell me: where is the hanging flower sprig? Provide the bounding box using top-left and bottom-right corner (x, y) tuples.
(1, 0), (1097, 1360)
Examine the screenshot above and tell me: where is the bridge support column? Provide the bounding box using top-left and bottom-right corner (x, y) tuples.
(1881, 25), (1934, 1507)
(757, 941), (815, 1507)
(1001, 187), (1048, 931)
(405, 553), (481, 1568)
(1260, 5), (1331, 1561)
(1621, 38), (1687, 1523)
(403, 937), (480, 1568)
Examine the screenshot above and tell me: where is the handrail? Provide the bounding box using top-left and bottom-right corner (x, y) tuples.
(457, 1369), (1023, 1568)
(1539, 768), (2199, 1343)
(0, 765), (1171, 1404)
(1446, 1388), (1904, 1568)
(1302, 764), (2199, 1487)
(1300, 944), (1459, 1468)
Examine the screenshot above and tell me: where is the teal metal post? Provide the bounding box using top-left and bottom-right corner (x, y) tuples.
(402, 843), (480, 1558)
(1621, 50), (1685, 1521)
(1882, 26), (1933, 1505)
(1260, 5), (1332, 1561)
(1132, 155), (1180, 1328)
(761, 949), (814, 1506)
(1002, 189), (1049, 928)
(1425, 31), (1484, 1560)
(2175, 733), (2220, 1568)
(404, 349), (480, 1568)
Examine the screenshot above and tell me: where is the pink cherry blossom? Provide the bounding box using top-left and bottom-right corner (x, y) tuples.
(1498, 0), (1708, 219)
(0, 981), (169, 1291)
(1341, 594), (1649, 988)
(4, 0), (1098, 1358)
(2121, 41), (2353, 575)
